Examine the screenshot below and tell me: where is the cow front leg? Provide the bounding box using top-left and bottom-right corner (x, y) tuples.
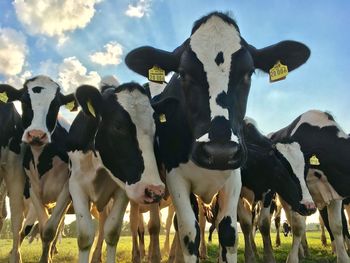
(167, 173), (199, 263)
(216, 171), (241, 263)
(138, 213), (146, 260)
(91, 207), (108, 263)
(130, 201), (141, 263)
(328, 200), (350, 263)
(198, 200), (207, 260)
(258, 203), (276, 263)
(237, 198), (256, 263)
(39, 181), (71, 263)
(148, 203), (161, 263)
(163, 203), (175, 254)
(104, 188), (129, 263)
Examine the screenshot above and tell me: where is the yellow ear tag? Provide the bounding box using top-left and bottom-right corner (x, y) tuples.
(87, 100), (96, 117)
(148, 66), (165, 82)
(269, 61), (288, 82)
(0, 92), (8, 103)
(65, 101), (75, 111)
(159, 113), (167, 123)
(309, 155), (320, 166)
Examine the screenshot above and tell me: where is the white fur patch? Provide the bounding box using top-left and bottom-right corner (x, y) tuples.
(190, 15), (241, 121)
(116, 89), (163, 188)
(276, 142), (313, 204)
(291, 110), (348, 139)
(22, 76), (59, 142)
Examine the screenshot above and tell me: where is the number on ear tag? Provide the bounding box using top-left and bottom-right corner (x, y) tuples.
(269, 61), (288, 82)
(87, 100), (96, 117)
(0, 92), (8, 103)
(148, 66), (165, 82)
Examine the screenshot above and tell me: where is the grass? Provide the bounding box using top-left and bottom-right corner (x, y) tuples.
(0, 231), (338, 262)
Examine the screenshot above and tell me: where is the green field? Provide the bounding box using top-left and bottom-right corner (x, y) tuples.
(0, 231), (338, 262)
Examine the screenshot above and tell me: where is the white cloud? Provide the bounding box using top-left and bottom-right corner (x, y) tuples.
(125, 0), (151, 18)
(6, 71), (32, 89)
(89, 41), (123, 66)
(58, 57), (101, 93)
(0, 28), (27, 76)
(13, 0), (102, 42)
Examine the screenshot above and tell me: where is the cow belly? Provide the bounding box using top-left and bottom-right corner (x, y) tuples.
(179, 161), (233, 203)
(306, 169), (343, 209)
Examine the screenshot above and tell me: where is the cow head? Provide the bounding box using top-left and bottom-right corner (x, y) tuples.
(244, 120), (316, 216)
(0, 75), (77, 147)
(125, 12), (310, 170)
(75, 83), (165, 204)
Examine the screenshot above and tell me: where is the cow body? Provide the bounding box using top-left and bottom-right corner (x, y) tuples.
(67, 82), (165, 263)
(126, 11), (310, 262)
(270, 110), (350, 263)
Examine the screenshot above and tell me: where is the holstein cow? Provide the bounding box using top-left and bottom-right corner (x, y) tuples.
(270, 109), (350, 263)
(0, 97), (26, 263)
(199, 119), (316, 263)
(125, 11), (310, 262)
(0, 76), (77, 263)
(67, 82), (165, 263)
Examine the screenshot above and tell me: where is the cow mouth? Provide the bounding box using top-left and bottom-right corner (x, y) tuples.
(191, 141), (242, 170)
(28, 138), (45, 147)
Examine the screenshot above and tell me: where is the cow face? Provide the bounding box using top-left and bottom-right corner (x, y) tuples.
(125, 12), (310, 170)
(0, 75), (77, 147)
(75, 83), (165, 204)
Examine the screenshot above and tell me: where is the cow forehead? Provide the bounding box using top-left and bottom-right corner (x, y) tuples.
(189, 16), (241, 119)
(26, 76), (59, 91)
(27, 76), (59, 101)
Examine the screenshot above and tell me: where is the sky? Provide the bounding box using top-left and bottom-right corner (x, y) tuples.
(1, 0), (349, 225)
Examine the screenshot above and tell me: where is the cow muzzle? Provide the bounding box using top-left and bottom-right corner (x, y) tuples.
(24, 129), (49, 146)
(125, 182), (165, 204)
(191, 141), (242, 170)
(298, 200), (317, 216)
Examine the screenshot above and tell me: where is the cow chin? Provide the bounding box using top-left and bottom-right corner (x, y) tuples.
(191, 141), (242, 170)
(125, 181), (165, 204)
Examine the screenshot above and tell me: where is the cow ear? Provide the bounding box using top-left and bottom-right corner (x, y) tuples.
(249, 40), (310, 73)
(0, 84), (23, 103)
(75, 85), (103, 118)
(125, 40), (188, 80)
(60, 93), (79, 112)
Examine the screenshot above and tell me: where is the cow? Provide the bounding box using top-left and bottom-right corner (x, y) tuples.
(199, 119), (316, 263)
(67, 82), (165, 263)
(0, 99), (26, 263)
(270, 109), (350, 263)
(125, 11), (310, 262)
(0, 75), (77, 263)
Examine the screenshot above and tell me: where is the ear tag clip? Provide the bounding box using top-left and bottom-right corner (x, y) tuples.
(0, 92), (8, 103)
(159, 113), (167, 123)
(148, 66), (165, 82)
(269, 61), (288, 82)
(87, 100), (96, 117)
(65, 101), (75, 111)
(309, 155), (320, 166)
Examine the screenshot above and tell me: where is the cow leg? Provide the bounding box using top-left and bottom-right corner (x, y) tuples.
(216, 172), (241, 263)
(104, 189), (129, 263)
(69, 179), (95, 263)
(163, 204), (175, 254)
(0, 179), (7, 233)
(258, 204), (276, 263)
(167, 173), (199, 263)
(39, 181), (71, 263)
(274, 205), (282, 247)
(148, 204), (161, 263)
(138, 213), (145, 260)
(286, 211), (305, 263)
(198, 200), (207, 260)
(3, 151), (25, 263)
(328, 200), (350, 263)
(208, 223), (215, 243)
(167, 231), (177, 263)
(237, 198), (256, 263)
(130, 201), (141, 263)
(301, 232), (310, 257)
(319, 214), (328, 247)
(20, 201), (37, 244)
(91, 207), (108, 263)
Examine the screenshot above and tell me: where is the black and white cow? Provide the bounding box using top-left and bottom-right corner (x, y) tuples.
(0, 75), (77, 263)
(67, 82), (165, 263)
(270, 109), (350, 263)
(0, 102), (26, 263)
(125, 11), (310, 262)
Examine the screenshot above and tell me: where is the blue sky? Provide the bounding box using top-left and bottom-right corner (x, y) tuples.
(0, 0), (349, 133)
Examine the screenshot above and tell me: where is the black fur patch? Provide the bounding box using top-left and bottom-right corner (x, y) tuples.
(218, 216), (236, 261)
(24, 224), (33, 236)
(23, 176), (30, 199)
(183, 221), (200, 256)
(215, 51), (224, 66)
